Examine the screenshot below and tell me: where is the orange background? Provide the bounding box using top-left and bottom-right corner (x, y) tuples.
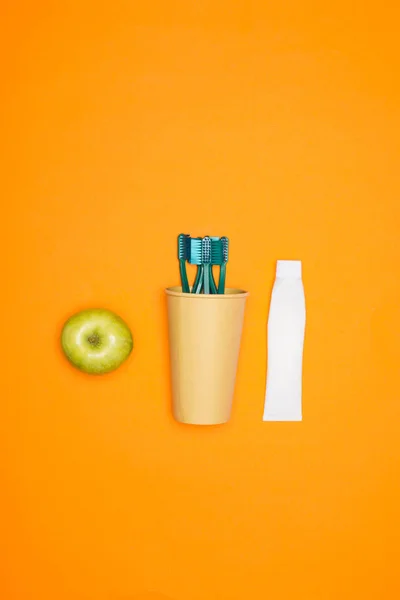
(2, 2), (400, 599)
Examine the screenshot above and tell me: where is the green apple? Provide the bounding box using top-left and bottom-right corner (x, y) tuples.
(61, 308), (133, 374)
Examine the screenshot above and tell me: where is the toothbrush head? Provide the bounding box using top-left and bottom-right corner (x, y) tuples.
(187, 237), (202, 264)
(221, 236), (229, 263)
(184, 235), (228, 265)
(177, 234), (189, 260)
(210, 237), (224, 265)
(201, 236), (211, 264)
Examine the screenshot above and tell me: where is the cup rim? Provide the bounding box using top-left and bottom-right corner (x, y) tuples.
(165, 286), (249, 299)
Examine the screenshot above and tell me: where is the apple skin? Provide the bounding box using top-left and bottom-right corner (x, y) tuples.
(61, 308), (133, 375)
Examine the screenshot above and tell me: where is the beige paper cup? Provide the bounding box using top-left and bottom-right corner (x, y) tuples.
(166, 287), (248, 425)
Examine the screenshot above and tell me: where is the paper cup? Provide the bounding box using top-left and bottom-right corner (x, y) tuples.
(166, 287), (248, 425)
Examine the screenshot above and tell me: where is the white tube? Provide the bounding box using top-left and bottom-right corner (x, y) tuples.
(263, 260), (306, 422)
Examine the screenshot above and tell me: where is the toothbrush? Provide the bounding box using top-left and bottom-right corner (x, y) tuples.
(178, 234), (190, 293)
(217, 237), (229, 294)
(192, 236), (216, 294)
(189, 237), (203, 294)
(202, 236), (212, 294)
(210, 237), (224, 294)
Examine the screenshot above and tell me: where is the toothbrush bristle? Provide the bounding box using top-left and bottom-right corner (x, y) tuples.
(210, 237), (223, 263)
(188, 237), (202, 264)
(202, 236), (211, 263)
(221, 237), (229, 262)
(180, 235), (228, 265)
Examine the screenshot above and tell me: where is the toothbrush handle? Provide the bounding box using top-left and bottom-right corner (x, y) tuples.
(210, 266), (218, 294)
(192, 265), (202, 293)
(203, 264), (210, 294)
(179, 261), (190, 293)
(192, 266), (204, 294)
(218, 263), (227, 294)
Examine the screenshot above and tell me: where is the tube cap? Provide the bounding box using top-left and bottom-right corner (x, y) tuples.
(276, 260), (302, 279)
